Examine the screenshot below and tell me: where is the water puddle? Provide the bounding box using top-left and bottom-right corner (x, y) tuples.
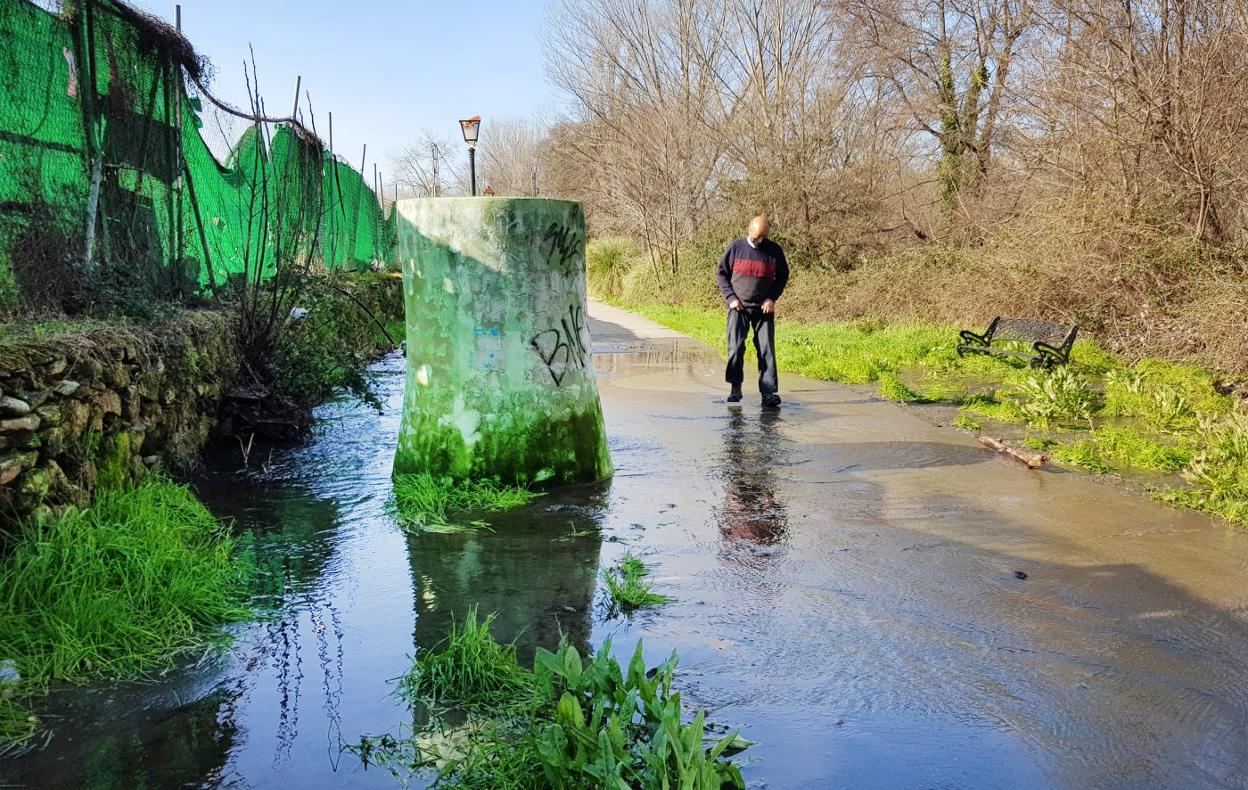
(5, 311), (1248, 788)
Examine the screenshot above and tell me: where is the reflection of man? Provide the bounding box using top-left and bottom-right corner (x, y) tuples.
(715, 216), (789, 408)
(717, 410), (788, 545)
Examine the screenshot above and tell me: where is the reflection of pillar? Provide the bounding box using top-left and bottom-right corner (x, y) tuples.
(405, 505), (602, 663)
(716, 409), (789, 545)
(393, 197), (612, 484)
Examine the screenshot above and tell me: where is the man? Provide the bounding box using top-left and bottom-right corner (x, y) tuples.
(715, 216), (789, 408)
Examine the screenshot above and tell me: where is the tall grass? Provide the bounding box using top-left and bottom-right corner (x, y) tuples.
(391, 473), (541, 532)
(0, 479), (253, 750)
(352, 625), (747, 788)
(586, 237), (643, 300)
(0, 479), (253, 684)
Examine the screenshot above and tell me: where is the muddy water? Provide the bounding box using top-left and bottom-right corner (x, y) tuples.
(5, 305), (1248, 788)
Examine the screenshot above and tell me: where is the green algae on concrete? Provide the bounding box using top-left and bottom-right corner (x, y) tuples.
(393, 197), (612, 484)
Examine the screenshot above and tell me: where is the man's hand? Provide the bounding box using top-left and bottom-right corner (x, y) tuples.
(728, 297), (743, 312)
(761, 299), (775, 315)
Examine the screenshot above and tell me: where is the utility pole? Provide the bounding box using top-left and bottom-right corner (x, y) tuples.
(430, 142), (441, 197)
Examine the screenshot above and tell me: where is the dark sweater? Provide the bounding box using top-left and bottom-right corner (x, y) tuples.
(715, 237), (789, 308)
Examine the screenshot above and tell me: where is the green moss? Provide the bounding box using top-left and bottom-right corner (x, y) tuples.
(94, 432), (132, 492)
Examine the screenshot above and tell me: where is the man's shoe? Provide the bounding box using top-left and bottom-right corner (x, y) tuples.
(761, 394), (782, 409)
(727, 390), (743, 403)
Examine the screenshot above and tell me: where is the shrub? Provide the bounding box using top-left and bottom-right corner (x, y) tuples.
(586, 237), (643, 300)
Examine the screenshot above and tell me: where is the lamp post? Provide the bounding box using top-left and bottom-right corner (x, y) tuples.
(459, 116), (481, 196)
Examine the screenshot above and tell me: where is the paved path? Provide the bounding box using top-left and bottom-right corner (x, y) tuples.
(586, 300), (1248, 789)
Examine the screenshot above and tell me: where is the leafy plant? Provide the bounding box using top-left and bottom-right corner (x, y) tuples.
(1159, 410), (1248, 524)
(1015, 367), (1100, 427)
(601, 552), (672, 614)
(352, 631), (747, 789)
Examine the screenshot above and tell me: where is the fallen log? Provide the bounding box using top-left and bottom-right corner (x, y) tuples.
(978, 435), (1049, 469)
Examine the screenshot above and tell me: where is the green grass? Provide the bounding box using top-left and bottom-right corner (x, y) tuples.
(877, 372), (923, 402)
(391, 473), (543, 532)
(953, 413), (983, 432)
(601, 552), (673, 613)
(0, 479), (254, 749)
(1052, 440), (1112, 474)
(352, 627), (747, 789)
(1157, 411), (1248, 524)
(0, 692), (39, 756)
(398, 609), (532, 709)
(619, 300), (1248, 526)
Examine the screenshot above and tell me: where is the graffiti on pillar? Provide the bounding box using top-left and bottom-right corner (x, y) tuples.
(538, 222), (584, 275)
(530, 304), (588, 386)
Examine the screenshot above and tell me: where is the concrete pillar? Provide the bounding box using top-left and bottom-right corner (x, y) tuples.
(393, 197), (612, 484)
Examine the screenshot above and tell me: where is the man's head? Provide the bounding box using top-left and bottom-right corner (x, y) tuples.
(747, 215), (770, 243)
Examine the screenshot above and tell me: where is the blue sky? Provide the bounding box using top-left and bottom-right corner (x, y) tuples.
(129, 0), (559, 186)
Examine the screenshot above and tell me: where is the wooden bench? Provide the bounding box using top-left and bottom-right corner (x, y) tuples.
(956, 317), (1078, 369)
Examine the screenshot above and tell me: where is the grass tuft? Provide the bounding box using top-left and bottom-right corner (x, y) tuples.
(1052, 440), (1112, 473)
(398, 608), (532, 709)
(602, 552), (673, 613)
(392, 473), (542, 532)
(953, 413), (983, 432)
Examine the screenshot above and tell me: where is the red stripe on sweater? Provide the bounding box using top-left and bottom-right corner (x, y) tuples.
(732, 257), (775, 278)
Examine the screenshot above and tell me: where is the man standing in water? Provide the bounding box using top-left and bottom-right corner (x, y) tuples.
(716, 215), (789, 408)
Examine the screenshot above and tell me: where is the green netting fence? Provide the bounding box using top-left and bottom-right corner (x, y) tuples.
(0, 0), (397, 312)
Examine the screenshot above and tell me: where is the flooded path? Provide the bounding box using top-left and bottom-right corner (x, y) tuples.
(5, 303), (1248, 788)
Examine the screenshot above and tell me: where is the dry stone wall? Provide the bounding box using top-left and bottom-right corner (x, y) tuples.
(0, 311), (238, 529)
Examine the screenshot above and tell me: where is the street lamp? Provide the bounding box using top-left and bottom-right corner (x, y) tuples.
(459, 115), (481, 196)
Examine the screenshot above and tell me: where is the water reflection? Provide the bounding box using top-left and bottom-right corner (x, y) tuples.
(715, 408), (789, 546)
(405, 496), (605, 663)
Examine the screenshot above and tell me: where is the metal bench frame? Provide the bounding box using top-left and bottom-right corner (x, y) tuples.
(957, 316), (1078, 369)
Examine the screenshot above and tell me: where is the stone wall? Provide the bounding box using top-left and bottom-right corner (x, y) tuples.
(0, 311), (239, 529)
